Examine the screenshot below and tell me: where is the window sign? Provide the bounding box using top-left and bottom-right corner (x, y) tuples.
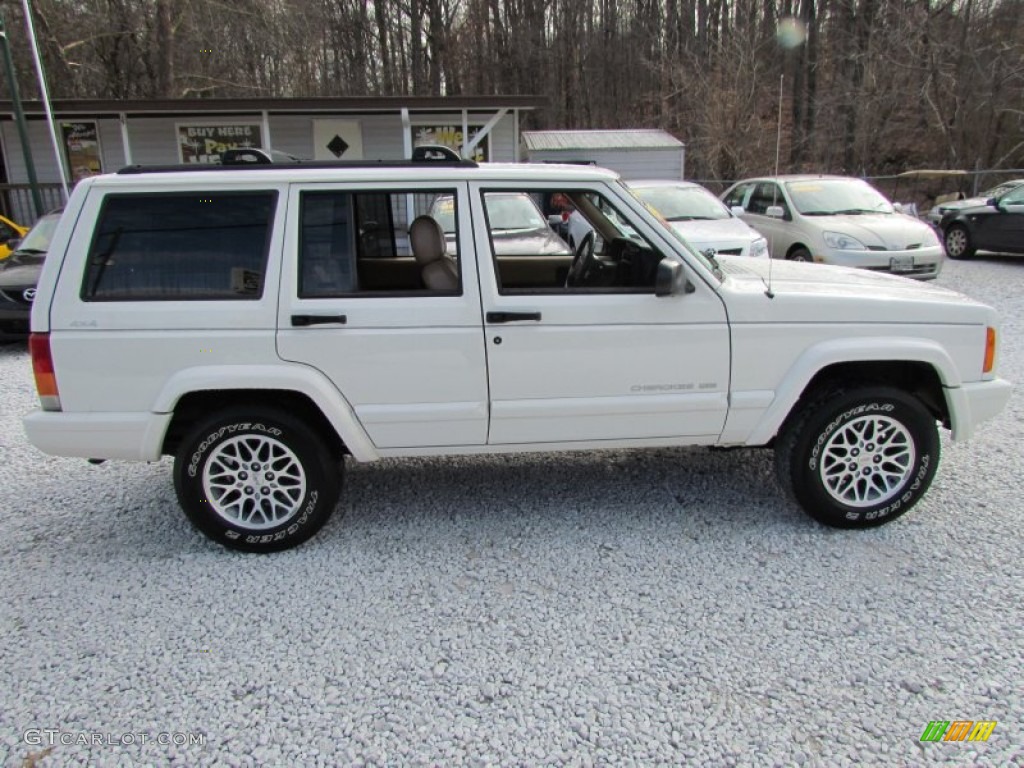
(413, 124), (489, 162)
(177, 124), (263, 164)
(61, 121), (102, 182)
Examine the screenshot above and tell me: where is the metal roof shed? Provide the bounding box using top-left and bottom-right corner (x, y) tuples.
(522, 129), (685, 181)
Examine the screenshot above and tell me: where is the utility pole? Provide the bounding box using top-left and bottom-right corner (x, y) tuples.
(0, 7), (43, 219)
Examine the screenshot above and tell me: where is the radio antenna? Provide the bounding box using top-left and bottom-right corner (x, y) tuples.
(765, 73), (784, 299)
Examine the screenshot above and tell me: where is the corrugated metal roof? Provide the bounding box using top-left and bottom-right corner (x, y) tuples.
(523, 129), (684, 151)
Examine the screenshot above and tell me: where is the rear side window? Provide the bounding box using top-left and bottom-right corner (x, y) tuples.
(299, 189), (460, 297)
(82, 192), (277, 301)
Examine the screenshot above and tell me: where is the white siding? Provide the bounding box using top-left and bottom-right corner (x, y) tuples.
(526, 147), (684, 181)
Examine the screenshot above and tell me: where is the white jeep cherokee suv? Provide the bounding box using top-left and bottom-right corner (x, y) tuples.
(24, 158), (1011, 552)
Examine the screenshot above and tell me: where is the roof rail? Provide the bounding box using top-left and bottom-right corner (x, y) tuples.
(117, 159), (478, 174)
(221, 148), (303, 165)
(411, 144), (463, 162)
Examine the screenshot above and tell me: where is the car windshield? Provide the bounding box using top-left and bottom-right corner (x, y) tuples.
(785, 179), (894, 215)
(631, 184), (731, 221)
(984, 180), (1023, 199)
(485, 193), (547, 231)
(619, 181), (721, 279)
(17, 212), (61, 253)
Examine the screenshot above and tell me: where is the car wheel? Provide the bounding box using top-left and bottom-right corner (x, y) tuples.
(787, 247), (812, 262)
(173, 407), (342, 552)
(775, 385), (939, 529)
(943, 224), (974, 259)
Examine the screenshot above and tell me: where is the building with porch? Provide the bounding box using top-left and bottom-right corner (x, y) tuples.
(0, 95), (544, 223)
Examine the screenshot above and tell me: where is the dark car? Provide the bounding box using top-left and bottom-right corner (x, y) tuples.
(0, 210), (61, 340)
(942, 185), (1024, 259)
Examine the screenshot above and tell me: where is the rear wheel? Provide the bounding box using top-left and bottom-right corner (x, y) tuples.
(787, 247), (812, 262)
(173, 407), (342, 552)
(943, 224), (974, 259)
(775, 386), (939, 528)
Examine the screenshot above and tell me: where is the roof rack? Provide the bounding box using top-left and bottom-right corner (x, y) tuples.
(117, 145), (478, 174)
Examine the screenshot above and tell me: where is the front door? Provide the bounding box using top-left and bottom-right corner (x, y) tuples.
(470, 181), (731, 446)
(277, 181), (489, 449)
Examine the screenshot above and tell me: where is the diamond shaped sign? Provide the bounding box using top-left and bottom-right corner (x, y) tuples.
(326, 134), (350, 158)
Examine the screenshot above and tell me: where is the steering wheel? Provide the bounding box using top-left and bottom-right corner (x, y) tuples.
(566, 234), (598, 287)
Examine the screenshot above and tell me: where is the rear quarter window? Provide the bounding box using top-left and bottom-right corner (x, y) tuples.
(81, 191), (277, 301)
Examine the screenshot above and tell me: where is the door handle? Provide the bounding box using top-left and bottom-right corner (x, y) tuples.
(291, 314), (347, 327)
(486, 311), (541, 323)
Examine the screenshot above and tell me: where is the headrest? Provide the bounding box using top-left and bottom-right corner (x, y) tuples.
(410, 216), (446, 265)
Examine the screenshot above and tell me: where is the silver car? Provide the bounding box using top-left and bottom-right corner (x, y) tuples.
(722, 175), (944, 279)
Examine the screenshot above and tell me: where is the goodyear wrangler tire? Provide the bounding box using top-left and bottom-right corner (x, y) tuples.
(775, 386), (939, 528)
(173, 407), (342, 552)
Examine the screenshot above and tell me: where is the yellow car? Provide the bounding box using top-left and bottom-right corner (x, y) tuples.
(0, 215), (29, 260)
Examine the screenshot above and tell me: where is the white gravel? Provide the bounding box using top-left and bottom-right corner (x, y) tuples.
(1, 257), (1022, 768)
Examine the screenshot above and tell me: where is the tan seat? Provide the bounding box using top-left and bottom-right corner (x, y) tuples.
(409, 216), (458, 291)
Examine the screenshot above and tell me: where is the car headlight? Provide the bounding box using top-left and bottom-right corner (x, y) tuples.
(822, 231), (868, 250)
(749, 237), (769, 258)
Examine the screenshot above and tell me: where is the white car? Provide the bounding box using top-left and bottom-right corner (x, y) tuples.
(723, 175), (944, 279)
(22, 158), (1010, 552)
(566, 180), (768, 261)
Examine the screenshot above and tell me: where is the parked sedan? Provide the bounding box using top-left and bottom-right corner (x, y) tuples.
(927, 179), (1024, 227)
(430, 192), (572, 257)
(0, 210), (61, 340)
(627, 180), (768, 258)
(722, 175), (943, 279)
(941, 183), (1024, 259)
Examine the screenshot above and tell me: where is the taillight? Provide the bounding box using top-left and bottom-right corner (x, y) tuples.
(983, 327), (997, 374)
(29, 332), (61, 411)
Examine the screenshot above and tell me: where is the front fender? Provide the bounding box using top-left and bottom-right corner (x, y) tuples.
(740, 337), (960, 446)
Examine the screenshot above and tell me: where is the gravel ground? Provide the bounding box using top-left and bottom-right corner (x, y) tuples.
(1, 257), (1022, 768)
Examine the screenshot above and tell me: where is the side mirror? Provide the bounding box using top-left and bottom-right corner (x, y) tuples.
(730, 205), (745, 216)
(893, 202), (904, 213)
(547, 214), (563, 227)
(655, 257), (693, 297)
(987, 197), (1003, 211)
(4, 237), (21, 250)
(766, 205), (786, 219)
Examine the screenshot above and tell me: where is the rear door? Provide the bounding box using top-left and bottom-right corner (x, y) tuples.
(276, 181), (489, 449)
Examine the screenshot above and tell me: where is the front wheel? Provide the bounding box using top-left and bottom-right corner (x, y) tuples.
(943, 224), (974, 259)
(173, 407), (342, 552)
(775, 386), (939, 528)
(787, 247), (812, 262)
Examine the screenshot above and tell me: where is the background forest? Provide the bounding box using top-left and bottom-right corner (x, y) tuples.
(1, 0), (1022, 185)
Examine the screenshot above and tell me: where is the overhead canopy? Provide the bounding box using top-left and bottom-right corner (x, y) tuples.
(0, 95), (546, 119)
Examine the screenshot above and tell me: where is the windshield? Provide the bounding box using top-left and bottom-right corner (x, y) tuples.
(631, 184), (730, 221)
(17, 212), (61, 252)
(619, 181), (721, 279)
(982, 180), (1022, 199)
(484, 193), (547, 231)
(785, 179), (894, 215)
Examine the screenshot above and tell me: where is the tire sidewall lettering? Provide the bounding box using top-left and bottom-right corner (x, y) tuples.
(187, 423), (283, 479)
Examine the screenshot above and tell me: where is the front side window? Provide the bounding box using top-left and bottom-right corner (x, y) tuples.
(723, 183), (752, 209)
(83, 192), (276, 301)
(299, 189), (461, 297)
(483, 188), (666, 294)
